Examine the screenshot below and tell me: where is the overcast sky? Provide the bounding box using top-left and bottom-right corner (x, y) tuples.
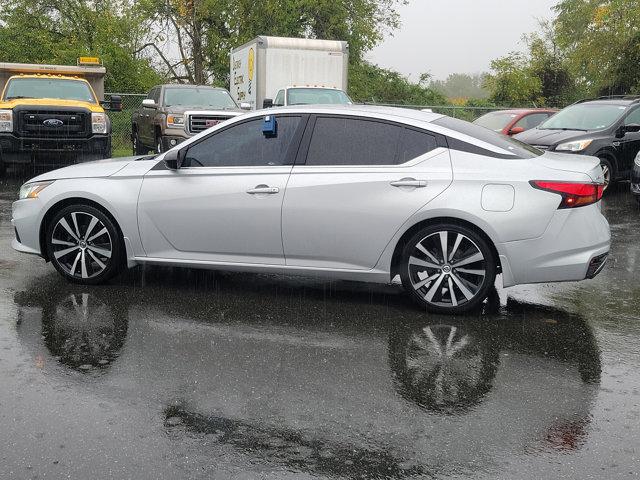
(367, 0), (559, 80)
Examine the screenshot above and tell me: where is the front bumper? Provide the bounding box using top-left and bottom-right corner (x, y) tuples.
(498, 203), (611, 287)
(11, 198), (44, 257)
(159, 135), (188, 151)
(0, 133), (110, 164)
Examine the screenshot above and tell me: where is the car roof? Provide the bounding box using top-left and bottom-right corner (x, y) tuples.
(261, 104), (444, 123)
(482, 108), (557, 115)
(581, 99), (637, 106)
(161, 84), (226, 91)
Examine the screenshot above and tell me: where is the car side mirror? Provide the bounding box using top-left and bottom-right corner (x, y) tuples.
(164, 148), (184, 170)
(142, 98), (157, 108)
(240, 102), (251, 110)
(262, 98), (273, 109)
(509, 126), (525, 135)
(101, 95), (122, 112)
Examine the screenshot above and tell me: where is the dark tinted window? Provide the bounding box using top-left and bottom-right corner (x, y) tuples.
(514, 113), (550, 130)
(306, 117), (402, 165)
(434, 116), (543, 159)
(624, 107), (640, 125)
(184, 116), (301, 167)
(399, 128), (438, 163)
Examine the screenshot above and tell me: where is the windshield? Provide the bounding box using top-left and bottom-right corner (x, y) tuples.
(164, 88), (237, 109)
(473, 111), (518, 131)
(3, 78), (96, 102)
(539, 103), (627, 131)
(287, 88), (352, 106)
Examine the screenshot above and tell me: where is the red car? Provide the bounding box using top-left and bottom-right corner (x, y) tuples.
(473, 108), (558, 136)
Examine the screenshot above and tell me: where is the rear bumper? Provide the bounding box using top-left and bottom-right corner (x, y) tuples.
(0, 133), (110, 164)
(499, 203), (610, 287)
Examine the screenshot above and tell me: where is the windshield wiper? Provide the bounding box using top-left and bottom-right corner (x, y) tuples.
(540, 127), (588, 132)
(6, 96), (34, 100)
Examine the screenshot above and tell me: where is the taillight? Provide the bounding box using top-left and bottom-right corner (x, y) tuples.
(530, 181), (604, 209)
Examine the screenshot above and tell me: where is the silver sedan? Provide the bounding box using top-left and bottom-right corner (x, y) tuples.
(11, 106), (610, 313)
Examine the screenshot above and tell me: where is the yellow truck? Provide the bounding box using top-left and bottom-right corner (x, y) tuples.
(0, 58), (121, 175)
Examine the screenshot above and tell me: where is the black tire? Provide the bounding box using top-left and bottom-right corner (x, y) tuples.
(132, 128), (146, 155)
(400, 223), (497, 314)
(598, 158), (614, 191)
(0, 155), (6, 178)
(46, 204), (124, 285)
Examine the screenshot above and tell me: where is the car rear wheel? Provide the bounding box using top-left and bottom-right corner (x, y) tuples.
(400, 223), (497, 314)
(46, 204), (124, 285)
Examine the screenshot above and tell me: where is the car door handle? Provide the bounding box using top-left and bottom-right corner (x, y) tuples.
(390, 179), (427, 188)
(247, 186), (280, 194)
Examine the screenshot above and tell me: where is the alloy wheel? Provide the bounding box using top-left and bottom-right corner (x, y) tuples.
(50, 211), (113, 279)
(408, 231), (486, 308)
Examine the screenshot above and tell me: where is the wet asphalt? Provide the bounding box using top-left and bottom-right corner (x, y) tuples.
(0, 174), (639, 480)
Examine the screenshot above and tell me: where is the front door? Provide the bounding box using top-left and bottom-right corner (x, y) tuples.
(138, 115), (305, 265)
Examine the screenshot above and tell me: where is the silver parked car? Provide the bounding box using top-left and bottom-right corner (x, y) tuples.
(12, 106), (611, 313)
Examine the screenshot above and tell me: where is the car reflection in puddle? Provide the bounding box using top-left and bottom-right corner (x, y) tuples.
(14, 270), (602, 477)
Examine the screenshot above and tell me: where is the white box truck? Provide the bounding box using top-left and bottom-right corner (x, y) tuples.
(230, 36), (349, 109)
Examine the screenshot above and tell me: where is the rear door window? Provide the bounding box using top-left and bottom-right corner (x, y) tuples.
(305, 117), (438, 166)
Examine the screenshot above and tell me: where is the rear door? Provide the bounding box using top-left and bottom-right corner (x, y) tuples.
(281, 115), (453, 270)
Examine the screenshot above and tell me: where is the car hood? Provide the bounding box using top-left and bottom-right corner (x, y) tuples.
(166, 105), (244, 115)
(27, 156), (147, 183)
(515, 128), (593, 146)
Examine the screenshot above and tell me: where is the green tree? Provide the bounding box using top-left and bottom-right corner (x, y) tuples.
(137, 0), (406, 86)
(430, 73), (489, 100)
(349, 62), (446, 105)
(0, 0), (163, 92)
(553, 0), (640, 95)
(484, 52), (542, 106)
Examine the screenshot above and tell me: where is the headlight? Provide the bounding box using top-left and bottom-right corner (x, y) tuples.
(19, 181), (54, 200)
(92, 112), (107, 134)
(167, 114), (184, 127)
(555, 139), (594, 152)
(0, 109), (13, 132)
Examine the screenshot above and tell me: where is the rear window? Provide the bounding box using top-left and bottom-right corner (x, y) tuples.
(434, 116), (543, 159)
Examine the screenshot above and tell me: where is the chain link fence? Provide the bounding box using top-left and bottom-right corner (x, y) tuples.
(104, 94), (519, 158)
(105, 93), (146, 157)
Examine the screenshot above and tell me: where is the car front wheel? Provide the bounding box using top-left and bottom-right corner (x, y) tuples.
(46, 204), (124, 285)
(400, 223), (497, 314)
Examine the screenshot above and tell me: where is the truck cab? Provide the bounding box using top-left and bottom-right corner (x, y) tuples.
(0, 59), (121, 175)
(131, 84), (248, 154)
(265, 86), (352, 108)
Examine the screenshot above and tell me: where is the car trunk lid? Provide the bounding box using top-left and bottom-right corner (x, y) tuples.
(536, 152), (604, 183)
